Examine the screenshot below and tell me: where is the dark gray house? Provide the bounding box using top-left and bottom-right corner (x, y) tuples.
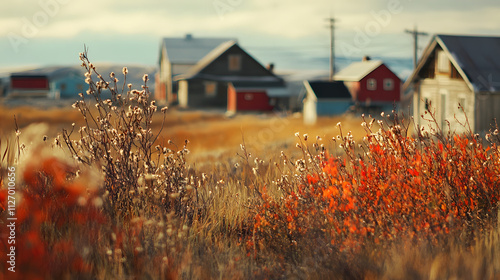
(156, 34), (235, 105)
(174, 40), (287, 110)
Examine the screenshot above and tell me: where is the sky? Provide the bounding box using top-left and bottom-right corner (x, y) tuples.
(1, 0), (500, 73)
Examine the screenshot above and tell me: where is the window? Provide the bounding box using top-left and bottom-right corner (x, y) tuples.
(450, 64), (461, 79)
(367, 78), (377, 91)
(204, 81), (217, 97)
(458, 96), (466, 111)
(437, 50), (450, 73)
(425, 98), (431, 111)
(228, 54), (241, 71)
(383, 78), (394, 91)
(244, 93), (253, 101)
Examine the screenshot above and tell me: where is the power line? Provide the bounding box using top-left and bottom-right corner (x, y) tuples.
(405, 26), (428, 69)
(326, 17), (336, 81)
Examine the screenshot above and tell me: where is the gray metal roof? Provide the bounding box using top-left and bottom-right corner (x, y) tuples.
(174, 41), (284, 86)
(182, 40), (238, 78)
(11, 66), (82, 79)
(437, 34), (500, 92)
(333, 60), (383, 81)
(161, 34), (236, 64)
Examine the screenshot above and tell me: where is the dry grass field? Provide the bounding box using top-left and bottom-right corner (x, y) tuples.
(0, 104), (366, 165)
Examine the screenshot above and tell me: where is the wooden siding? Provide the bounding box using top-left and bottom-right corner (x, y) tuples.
(235, 91), (274, 111)
(184, 79), (228, 108)
(358, 64), (401, 103)
(11, 77), (49, 90)
(316, 100), (352, 115)
(414, 77), (473, 134)
(475, 93), (500, 133)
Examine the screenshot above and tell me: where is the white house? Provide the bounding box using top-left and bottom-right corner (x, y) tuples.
(404, 34), (500, 134)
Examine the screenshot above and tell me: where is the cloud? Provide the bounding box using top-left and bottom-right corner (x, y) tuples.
(2, 0), (500, 41)
(2, 0), (500, 69)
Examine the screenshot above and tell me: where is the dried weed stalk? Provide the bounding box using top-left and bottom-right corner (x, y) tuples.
(61, 51), (193, 220)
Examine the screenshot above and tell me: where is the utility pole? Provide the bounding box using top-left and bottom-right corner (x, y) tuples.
(326, 17), (336, 81)
(405, 26), (428, 69)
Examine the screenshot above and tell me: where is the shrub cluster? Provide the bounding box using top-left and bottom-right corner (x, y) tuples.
(61, 52), (193, 220)
(250, 112), (500, 267)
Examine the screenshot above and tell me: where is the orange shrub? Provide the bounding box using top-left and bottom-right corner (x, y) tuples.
(251, 114), (500, 259)
(0, 155), (106, 279)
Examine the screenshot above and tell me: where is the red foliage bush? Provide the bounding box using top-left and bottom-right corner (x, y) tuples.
(0, 155), (106, 279)
(251, 114), (500, 258)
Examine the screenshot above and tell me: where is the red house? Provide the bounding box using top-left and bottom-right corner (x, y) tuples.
(9, 73), (49, 97)
(334, 58), (400, 111)
(227, 82), (289, 112)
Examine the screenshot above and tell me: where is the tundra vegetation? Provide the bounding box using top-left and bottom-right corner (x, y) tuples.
(1, 53), (500, 279)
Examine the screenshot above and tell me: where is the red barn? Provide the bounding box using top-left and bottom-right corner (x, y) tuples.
(227, 82), (289, 112)
(334, 58), (400, 111)
(9, 73), (49, 97)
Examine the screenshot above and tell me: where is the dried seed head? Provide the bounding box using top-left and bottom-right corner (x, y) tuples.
(123, 67), (128, 75)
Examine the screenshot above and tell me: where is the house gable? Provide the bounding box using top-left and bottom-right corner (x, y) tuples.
(334, 60), (383, 82)
(182, 42), (281, 82)
(334, 60), (401, 105)
(159, 35), (236, 66)
(408, 43), (465, 88)
(404, 34), (500, 93)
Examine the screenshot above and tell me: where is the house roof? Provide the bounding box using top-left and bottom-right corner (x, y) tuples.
(182, 40), (238, 78)
(161, 34), (236, 65)
(404, 34), (500, 92)
(231, 81), (289, 97)
(304, 80), (352, 100)
(11, 66), (82, 80)
(333, 60), (383, 81)
(10, 65), (156, 87)
(175, 41), (283, 85)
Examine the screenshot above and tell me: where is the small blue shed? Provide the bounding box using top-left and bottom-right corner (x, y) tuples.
(48, 67), (87, 99)
(303, 80), (353, 124)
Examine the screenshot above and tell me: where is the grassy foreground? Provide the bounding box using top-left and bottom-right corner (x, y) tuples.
(1, 54), (500, 279)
